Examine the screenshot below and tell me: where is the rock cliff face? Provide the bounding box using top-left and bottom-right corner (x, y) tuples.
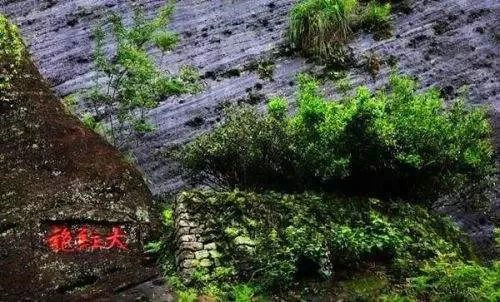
(2, 0), (498, 195)
(1, 0), (498, 253)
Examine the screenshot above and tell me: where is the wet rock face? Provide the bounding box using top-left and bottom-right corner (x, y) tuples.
(1, 0), (499, 261)
(2, 0), (498, 197)
(0, 49), (160, 299)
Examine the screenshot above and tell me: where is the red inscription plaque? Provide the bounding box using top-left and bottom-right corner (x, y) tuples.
(46, 225), (128, 252)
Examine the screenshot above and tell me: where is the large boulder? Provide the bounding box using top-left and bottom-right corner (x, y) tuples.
(0, 16), (161, 300)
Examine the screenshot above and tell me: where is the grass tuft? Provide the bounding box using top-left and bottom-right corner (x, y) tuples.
(289, 0), (358, 62)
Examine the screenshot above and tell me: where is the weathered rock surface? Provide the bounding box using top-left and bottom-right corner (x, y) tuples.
(0, 33), (162, 299)
(2, 0), (498, 196)
(1, 0), (498, 259)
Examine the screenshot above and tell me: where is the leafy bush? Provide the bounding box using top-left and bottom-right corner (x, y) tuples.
(410, 257), (500, 301)
(182, 73), (494, 201)
(83, 2), (201, 145)
(289, 0), (358, 62)
(182, 105), (296, 189)
(159, 190), (472, 298)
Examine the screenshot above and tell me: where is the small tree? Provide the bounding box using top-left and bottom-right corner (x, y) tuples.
(85, 1), (200, 144)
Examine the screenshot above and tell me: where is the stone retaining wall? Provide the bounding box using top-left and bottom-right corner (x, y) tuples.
(173, 193), (221, 280)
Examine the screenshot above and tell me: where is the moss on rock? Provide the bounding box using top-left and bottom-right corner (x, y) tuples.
(0, 14), (25, 89)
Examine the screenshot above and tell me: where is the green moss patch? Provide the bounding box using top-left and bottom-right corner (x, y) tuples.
(0, 14), (25, 89)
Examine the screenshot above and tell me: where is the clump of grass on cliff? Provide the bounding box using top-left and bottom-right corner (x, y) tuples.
(362, 1), (392, 38)
(288, 0), (393, 63)
(289, 0), (358, 63)
(0, 14), (25, 90)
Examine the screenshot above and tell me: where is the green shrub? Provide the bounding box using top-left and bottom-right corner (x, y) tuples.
(80, 113), (107, 137)
(410, 257), (500, 301)
(182, 73), (494, 201)
(182, 105), (296, 189)
(162, 190), (473, 297)
(267, 96), (288, 118)
(0, 15), (24, 64)
(154, 31), (180, 53)
(62, 94), (78, 114)
(176, 289), (198, 302)
(289, 0), (358, 62)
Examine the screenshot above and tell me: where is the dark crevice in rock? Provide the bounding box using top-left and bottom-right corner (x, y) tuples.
(57, 274), (99, 294)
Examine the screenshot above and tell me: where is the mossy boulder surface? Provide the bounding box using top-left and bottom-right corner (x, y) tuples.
(0, 16), (161, 300)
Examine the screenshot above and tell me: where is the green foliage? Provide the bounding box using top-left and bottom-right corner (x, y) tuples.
(154, 31), (180, 53)
(182, 104), (294, 189)
(363, 1), (392, 35)
(289, 0), (358, 62)
(410, 257), (500, 301)
(256, 60), (275, 81)
(162, 207), (174, 226)
(232, 284), (257, 302)
(182, 73), (494, 200)
(144, 240), (163, 254)
(62, 94), (78, 114)
(83, 2), (201, 145)
(267, 96), (288, 118)
(145, 204), (177, 285)
(288, 0), (394, 62)
(164, 190), (472, 296)
(81, 113), (106, 135)
(176, 289), (198, 302)
(0, 14), (25, 90)
(131, 119), (155, 134)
